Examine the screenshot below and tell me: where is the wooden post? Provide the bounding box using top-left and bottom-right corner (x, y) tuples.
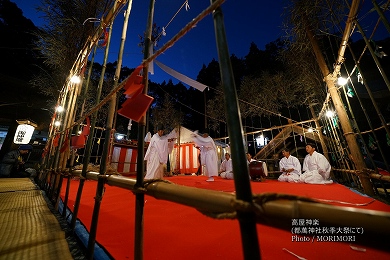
(303, 0), (374, 195)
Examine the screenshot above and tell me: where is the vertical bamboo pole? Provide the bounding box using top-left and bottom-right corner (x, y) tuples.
(134, 0), (155, 259)
(304, 0), (374, 195)
(354, 19), (390, 92)
(210, 1), (260, 259)
(87, 1), (134, 258)
(63, 46), (98, 218)
(49, 85), (73, 199)
(372, 0), (390, 33)
(308, 104), (332, 177)
(344, 48), (390, 171)
(71, 23), (114, 231)
(54, 80), (80, 208)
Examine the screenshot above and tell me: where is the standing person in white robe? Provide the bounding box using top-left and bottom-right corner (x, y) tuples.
(299, 143), (332, 184)
(191, 130), (218, 182)
(278, 148), (301, 182)
(144, 126), (177, 180)
(219, 153), (233, 179)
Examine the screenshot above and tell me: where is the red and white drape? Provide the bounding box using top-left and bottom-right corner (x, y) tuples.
(111, 146), (138, 174)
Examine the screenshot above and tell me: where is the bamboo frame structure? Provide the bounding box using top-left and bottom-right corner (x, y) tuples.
(37, 0), (390, 259)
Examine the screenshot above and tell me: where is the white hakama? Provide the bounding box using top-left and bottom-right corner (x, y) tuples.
(220, 159), (233, 179)
(192, 133), (218, 178)
(299, 151), (332, 184)
(278, 155), (301, 183)
(144, 130), (177, 179)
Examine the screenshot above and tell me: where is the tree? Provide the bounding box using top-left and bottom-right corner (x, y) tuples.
(0, 0), (50, 130)
(150, 92), (183, 132)
(32, 0), (106, 104)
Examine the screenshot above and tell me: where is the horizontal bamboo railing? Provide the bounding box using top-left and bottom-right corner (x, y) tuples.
(66, 170), (390, 250)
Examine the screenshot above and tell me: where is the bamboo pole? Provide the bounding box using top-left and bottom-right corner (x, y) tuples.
(342, 53), (389, 171)
(87, 0), (134, 258)
(134, 0), (155, 259)
(304, 0), (374, 195)
(63, 45), (99, 218)
(353, 17), (390, 93)
(309, 105), (329, 160)
(70, 22), (115, 231)
(372, 0), (390, 33)
(211, 1), (260, 259)
(80, 171), (390, 250)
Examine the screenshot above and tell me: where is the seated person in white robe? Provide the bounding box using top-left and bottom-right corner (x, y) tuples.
(278, 148), (301, 182)
(299, 143), (332, 184)
(219, 153), (233, 179)
(246, 152), (256, 164)
(144, 126), (177, 180)
(246, 152), (268, 179)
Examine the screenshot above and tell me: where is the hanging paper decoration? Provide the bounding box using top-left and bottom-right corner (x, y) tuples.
(347, 85), (355, 98)
(100, 27), (109, 47)
(185, 0), (190, 11)
(118, 93), (154, 122)
(118, 65), (154, 122)
(371, 40), (387, 58)
(368, 134), (377, 150)
(155, 60), (208, 91)
(53, 134), (60, 147)
(14, 124), (35, 144)
(70, 117), (91, 149)
(356, 67), (363, 84)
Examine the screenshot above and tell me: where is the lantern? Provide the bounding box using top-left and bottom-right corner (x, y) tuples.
(13, 120), (37, 144)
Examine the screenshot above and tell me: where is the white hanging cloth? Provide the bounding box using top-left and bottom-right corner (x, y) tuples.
(155, 60), (208, 92)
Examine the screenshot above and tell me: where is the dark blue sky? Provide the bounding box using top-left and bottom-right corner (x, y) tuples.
(12, 0), (285, 84)
(11, 0), (389, 85)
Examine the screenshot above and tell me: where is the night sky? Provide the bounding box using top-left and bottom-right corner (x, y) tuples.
(11, 0), (285, 84)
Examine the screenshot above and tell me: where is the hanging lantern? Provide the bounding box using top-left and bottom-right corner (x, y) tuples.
(13, 120), (37, 144)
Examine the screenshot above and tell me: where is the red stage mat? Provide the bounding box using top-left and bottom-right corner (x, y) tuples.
(61, 176), (390, 260)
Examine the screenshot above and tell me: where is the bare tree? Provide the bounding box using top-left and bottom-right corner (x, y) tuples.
(150, 93), (183, 132)
(31, 0), (108, 105)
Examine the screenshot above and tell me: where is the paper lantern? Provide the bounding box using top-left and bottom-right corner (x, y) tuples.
(14, 124), (35, 144)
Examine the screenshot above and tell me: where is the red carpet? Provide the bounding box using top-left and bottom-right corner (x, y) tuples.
(61, 176), (390, 260)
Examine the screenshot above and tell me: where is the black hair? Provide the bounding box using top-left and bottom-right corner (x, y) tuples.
(305, 142), (316, 148)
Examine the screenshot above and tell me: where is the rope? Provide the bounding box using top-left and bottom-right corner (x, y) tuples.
(52, 0), (226, 138)
(153, 0), (190, 44)
(197, 192), (377, 221)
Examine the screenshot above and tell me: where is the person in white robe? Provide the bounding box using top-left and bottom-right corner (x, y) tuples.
(144, 127), (177, 180)
(278, 148), (301, 182)
(246, 152), (268, 178)
(191, 130), (218, 181)
(299, 143), (332, 184)
(219, 153), (233, 179)
(246, 152), (257, 164)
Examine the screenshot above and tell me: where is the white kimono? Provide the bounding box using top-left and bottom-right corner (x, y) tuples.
(144, 130), (177, 179)
(299, 151), (332, 184)
(220, 159), (233, 179)
(278, 155), (302, 182)
(192, 133), (218, 177)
